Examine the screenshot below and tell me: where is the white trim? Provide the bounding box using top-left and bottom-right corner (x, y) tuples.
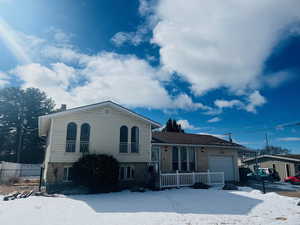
(63, 167), (72, 182)
(172, 146), (196, 172)
(243, 154), (300, 163)
(119, 165), (135, 181)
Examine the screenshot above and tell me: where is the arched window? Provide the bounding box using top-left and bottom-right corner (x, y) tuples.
(80, 123), (90, 152)
(66, 122), (77, 152)
(119, 126), (128, 153)
(131, 126), (139, 153)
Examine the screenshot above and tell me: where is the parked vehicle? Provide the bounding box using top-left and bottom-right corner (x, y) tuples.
(247, 168), (280, 182)
(284, 173), (300, 184)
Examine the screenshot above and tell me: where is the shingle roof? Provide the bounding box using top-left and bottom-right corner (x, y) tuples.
(243, 154), (300, 163)
(152, 131), (243, 148)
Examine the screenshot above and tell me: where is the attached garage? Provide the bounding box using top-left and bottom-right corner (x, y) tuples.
(209, 156), (235, 181)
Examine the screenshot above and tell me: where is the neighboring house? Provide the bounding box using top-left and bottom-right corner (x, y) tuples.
(238, 148), (258, 166)
(39, 101), (243, 192)
(243, 155), (300, 181)
(151, 132), (242, 181)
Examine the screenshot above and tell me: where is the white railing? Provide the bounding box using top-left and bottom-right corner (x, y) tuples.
(80, 141), (89, 152)
(66, 140), (76, 152)
(119, 142), (140, 153)
(160, 171), (224, 188)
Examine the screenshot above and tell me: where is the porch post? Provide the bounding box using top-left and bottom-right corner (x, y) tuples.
(207, 169), (211, 185)
(192, 172), (195, 184)
(176, 170), (180, 188)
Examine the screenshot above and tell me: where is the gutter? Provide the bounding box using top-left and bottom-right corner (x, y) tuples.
(152, 142), (244, 150)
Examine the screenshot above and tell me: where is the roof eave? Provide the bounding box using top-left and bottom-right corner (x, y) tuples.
(243, 154), (300, 162)
(152, 142), (244, 149)
(39, 101), (161, 128)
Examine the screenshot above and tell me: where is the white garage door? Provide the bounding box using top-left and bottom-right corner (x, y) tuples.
(209, 156), (235, 181)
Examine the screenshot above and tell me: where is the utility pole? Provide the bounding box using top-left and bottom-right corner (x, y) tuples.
(224, 132), (232, 142)
(265, 133), (269, 149)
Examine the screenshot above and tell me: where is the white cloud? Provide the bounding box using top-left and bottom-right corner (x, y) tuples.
(111, 0), (157, 47)
(177, 119), (199, 130)
(214, 99), (243, 109)
(277, 137), (300, 142)
(11, 52), (206, 110)
(207, 117), (221, 123)
(245, 90), (267, 113)
(0, 71), (9, 87)
(111, 31), (145, 47)
(264, 71), (292, 88)
(46, 27), (74, 44)
(0, 18), (32, 64)
(151, 0), (300, 95)
(214, 90), (266, 113)
(0, 18), (206, 111)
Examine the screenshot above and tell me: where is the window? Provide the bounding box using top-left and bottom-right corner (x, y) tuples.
(151, 146), (160, 162)
(66, 122), (77, 152)
(131, 126), (139, 153)
(80, 123), (90, 152)
(172, 147), (179, 171)
(119, 166), (134, 180)
(63, 167), (73, 182)
(180, 147), (187, 171)
(189, 148), (196, 171)
(119, 126), (128, 153)
(172, 146), (196, 172)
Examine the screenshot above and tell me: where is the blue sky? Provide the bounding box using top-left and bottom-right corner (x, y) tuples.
(0, 0), (300, 152)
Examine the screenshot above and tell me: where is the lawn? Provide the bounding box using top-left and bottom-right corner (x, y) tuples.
(0, 187), (299, 225)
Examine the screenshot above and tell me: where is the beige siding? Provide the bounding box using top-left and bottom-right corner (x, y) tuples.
(246, 159), (296, 181)
(47, 105), (152, 163)
(157, 145), (239, 181)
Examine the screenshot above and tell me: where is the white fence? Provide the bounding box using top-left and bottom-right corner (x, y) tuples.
(0, 161), (41, 182)
(160, 171), (225, 188)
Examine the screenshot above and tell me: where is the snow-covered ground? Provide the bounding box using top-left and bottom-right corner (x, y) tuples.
(1, 187), (299, 225)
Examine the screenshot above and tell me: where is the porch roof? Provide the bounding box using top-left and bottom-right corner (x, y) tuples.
(152, 131), (244, 148)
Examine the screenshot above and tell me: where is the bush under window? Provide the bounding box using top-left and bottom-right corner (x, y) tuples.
(72, 154), (119, 193)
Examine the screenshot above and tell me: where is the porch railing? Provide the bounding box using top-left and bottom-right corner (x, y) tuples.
(160, 171), (224, 188)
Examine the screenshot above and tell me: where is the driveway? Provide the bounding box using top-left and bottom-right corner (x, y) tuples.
(247, 180), (300, 197)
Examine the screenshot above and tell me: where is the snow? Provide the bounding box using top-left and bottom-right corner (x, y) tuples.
(0, 187), (299, 225)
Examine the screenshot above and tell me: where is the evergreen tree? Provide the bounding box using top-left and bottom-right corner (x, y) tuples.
(0, 87), (55, 163)
(162, 118), (184, 133)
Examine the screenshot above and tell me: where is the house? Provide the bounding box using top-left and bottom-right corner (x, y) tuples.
(243, 154), (300, 181)
(151, 132), (242, 181)
(237, 148), (258, 166)
(38, 101), (243, 192)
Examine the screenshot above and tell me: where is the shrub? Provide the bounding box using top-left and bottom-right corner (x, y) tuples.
(72, 154), (119, 193)
(192, 182), (210, 189)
